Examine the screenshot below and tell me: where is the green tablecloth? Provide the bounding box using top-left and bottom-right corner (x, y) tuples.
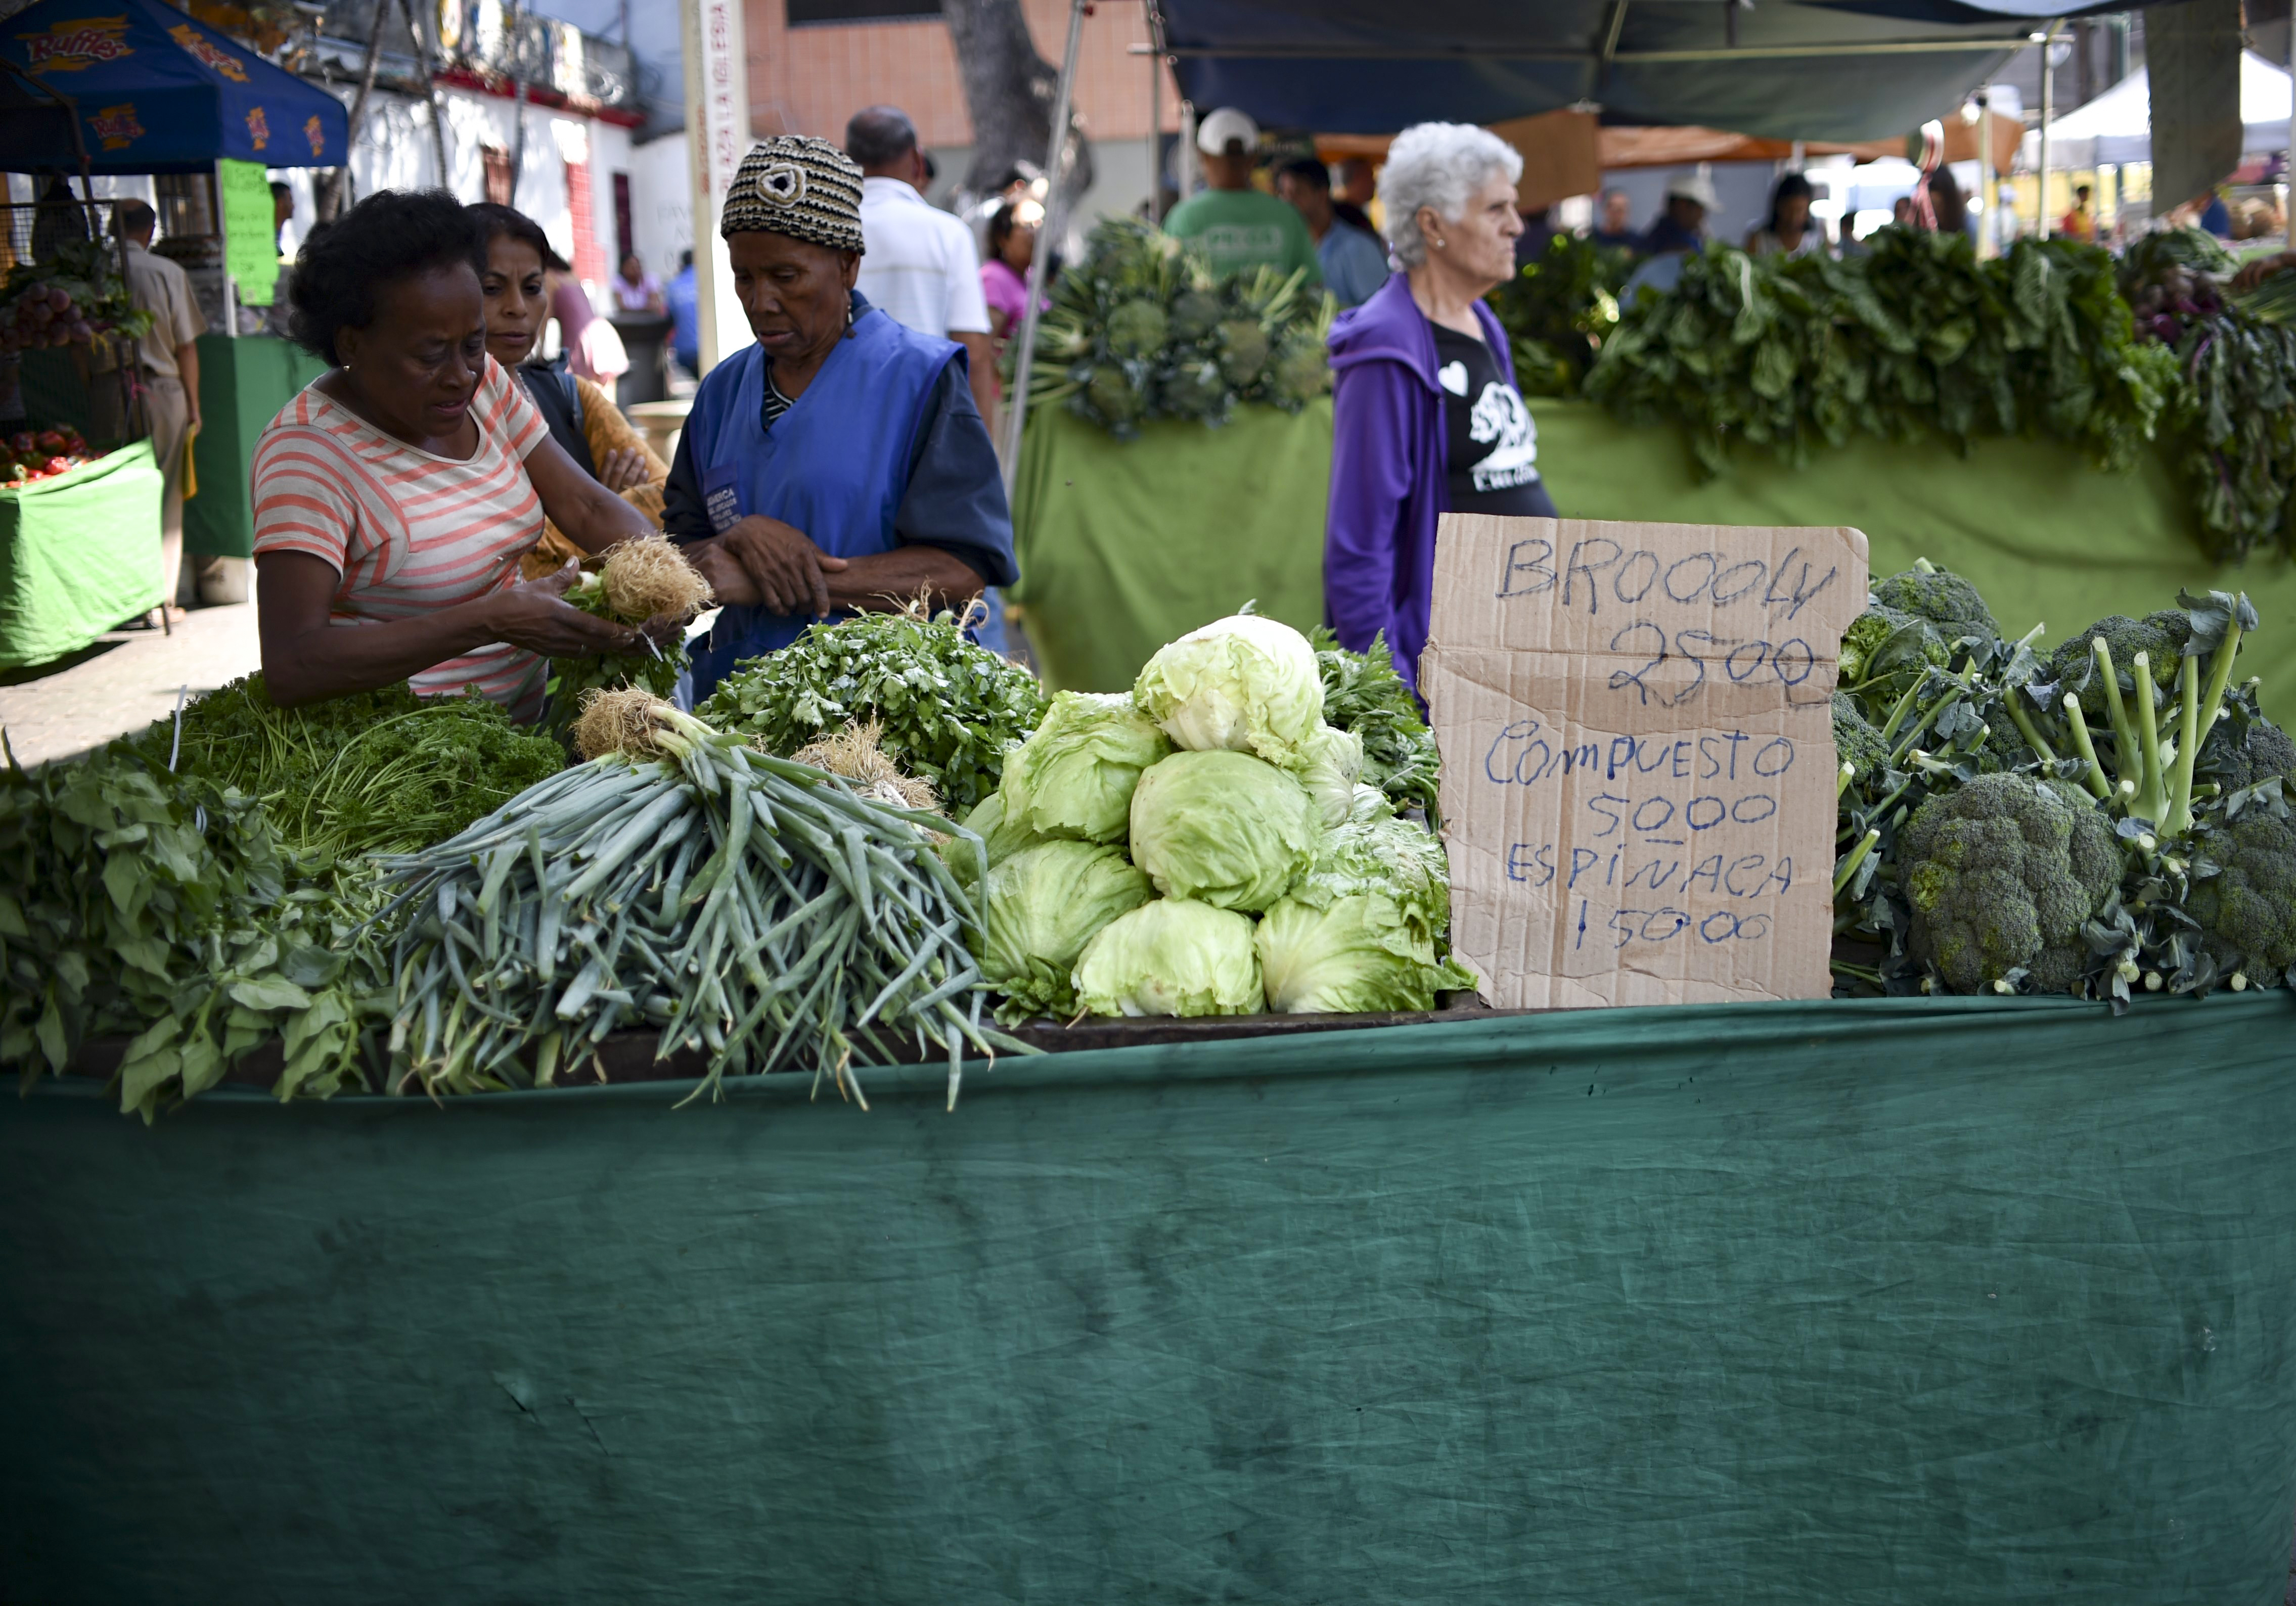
(5, 993), (2295, 1602)
(1529, 399), (2296, 718)
(186, 334), (329, 560)
(0, 440), (162, 670)
(1010, 400), (1332, 692)
(1007, 397), (2296, 715)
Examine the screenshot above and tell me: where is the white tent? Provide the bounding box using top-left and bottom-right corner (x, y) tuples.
(2046, 51), (2293, 168)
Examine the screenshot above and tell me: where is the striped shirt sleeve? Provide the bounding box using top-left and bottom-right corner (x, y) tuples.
(251, 426), (357, 573)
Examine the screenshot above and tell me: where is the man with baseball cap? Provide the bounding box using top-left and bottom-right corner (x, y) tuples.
(1161, 107), (1320, 283)
(1621, 168), (1719, 298)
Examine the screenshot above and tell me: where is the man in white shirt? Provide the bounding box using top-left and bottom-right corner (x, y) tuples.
(846, 105), (997, 426)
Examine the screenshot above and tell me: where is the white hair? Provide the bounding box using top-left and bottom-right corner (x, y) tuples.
(1377, 122), (1523, 269)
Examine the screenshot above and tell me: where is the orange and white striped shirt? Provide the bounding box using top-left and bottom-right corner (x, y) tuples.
(252, 356), (552, 718)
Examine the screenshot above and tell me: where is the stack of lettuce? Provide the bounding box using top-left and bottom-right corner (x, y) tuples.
(960, 614), (1473, 1022)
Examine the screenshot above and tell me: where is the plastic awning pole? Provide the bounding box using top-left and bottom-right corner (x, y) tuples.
(998, 0), (1088, 494)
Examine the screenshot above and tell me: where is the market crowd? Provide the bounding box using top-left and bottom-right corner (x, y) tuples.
(240, 95), (2048, 722)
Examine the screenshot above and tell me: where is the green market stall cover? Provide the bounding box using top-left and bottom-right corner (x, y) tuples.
(0, 438), (159, 669)
(1010, 399), (1331, 693)
(5, 993), (2295, 1602)
(1008, 397), (2296, 715)
(0, 0), (349, 173)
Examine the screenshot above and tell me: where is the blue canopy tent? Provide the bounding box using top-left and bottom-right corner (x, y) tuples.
(1145, 0), (2157, 141)
(0, 0), (348, 173)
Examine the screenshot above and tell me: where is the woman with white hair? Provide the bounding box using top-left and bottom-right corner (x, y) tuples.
(1323, 122), (1556, 693)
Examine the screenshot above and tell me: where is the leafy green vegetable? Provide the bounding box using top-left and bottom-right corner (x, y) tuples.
(0, 743), (384, 1119)
(2187, 809), (2296, 982)
(547, 570), (689, 735)
(1484, 232), (1630, 397)
(977, 839), (1152, 1022)
(1901, 772), (2122, 995)
(698, 607), (1046, 816)
(1585, 231), (2174, 482)
(1871, 560), (2000, 644)
(1128, 750), (1318, 912)
(1255, 895), (1469, 1015)
(1071, 897), (1264, 1017)
(1133, 612), (1325, 766)
(120, 673), (563, 863)
(375, 701), (1026, 1107)
(1288, 723), (1365, 829)
(1307, 625), (1442, 822)
(1019, 216), (1335, 438)
(1256, 809), (1470, 1014)
(997, 690), (1169, 843)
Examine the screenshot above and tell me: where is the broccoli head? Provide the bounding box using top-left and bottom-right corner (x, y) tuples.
(1974, 719), (2036, 775)
(1871, 564), (2001, 644)
(2046, 610), (2192, 696)
(1901, 773), (2120, 994)
(2200, 714), (2296, 794)
(1838, 604), (1950, 689)
(2187, 811), (2296, 980)
(1832, 691), (1888, 784)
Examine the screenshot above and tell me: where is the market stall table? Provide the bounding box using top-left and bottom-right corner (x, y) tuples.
(0, 439), (161, 669)
(4, 993), (2293, 1603)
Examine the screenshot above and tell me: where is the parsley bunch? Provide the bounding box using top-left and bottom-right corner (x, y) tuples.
(697, 608), (1045, 815)
(1308, 626), (1441, 825)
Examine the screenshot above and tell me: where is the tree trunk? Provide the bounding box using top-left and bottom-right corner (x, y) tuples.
(939, 0), (1091, 206)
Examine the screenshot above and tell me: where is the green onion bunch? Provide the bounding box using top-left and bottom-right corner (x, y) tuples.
(371, 697), (1028, 1107)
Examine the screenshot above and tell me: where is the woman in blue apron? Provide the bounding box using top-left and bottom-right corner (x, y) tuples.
(664, 135), (1017, 700)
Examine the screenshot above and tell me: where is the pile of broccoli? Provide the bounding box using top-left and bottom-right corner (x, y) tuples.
(1832, 561), (2294, 1005)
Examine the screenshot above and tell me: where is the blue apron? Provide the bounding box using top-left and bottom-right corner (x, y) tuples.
(684, 304), (957, 699)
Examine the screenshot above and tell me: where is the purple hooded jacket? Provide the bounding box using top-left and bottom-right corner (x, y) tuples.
(1323, 271), (1517, 691)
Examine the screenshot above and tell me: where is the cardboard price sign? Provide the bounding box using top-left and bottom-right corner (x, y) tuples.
(1423, 516), (1868, 1009)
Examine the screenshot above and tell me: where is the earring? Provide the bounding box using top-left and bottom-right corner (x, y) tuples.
(1431, 236), (1446, 249)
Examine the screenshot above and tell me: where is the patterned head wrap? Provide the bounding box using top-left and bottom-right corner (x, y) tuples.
(720, 136), (867, 255)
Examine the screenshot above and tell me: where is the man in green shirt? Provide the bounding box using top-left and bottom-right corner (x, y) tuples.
(1162, 107), (1321, 283)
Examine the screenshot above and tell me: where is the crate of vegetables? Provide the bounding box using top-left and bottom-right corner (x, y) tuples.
(0, 424), (102, 490)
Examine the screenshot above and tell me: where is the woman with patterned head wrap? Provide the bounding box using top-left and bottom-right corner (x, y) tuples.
(663, 135), (1019, 699)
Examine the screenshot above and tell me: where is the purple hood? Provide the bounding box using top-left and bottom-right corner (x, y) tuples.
(1322, 272), (1514, 690)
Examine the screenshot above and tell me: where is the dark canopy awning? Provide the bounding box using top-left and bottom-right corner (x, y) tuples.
(1153, 0), (2155, 141)
(0, 0), (350, 173)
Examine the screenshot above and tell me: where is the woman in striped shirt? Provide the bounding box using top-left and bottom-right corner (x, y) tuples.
(252, 190), (672, 720)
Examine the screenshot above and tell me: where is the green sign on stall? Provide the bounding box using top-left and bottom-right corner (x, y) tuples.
(218, 157), (279, 308)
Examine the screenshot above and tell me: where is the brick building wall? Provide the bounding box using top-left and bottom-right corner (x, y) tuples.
(745, 0), (1181, 155)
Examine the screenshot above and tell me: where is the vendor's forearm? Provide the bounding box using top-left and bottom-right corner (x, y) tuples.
(176, 343), (199, 423)
(555, 479), (657, 555)
(825, 546), (984, 613)
(259, 596), (503, 706)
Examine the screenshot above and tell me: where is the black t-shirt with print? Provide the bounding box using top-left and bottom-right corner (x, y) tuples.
(1431, 323), (1557, 519)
